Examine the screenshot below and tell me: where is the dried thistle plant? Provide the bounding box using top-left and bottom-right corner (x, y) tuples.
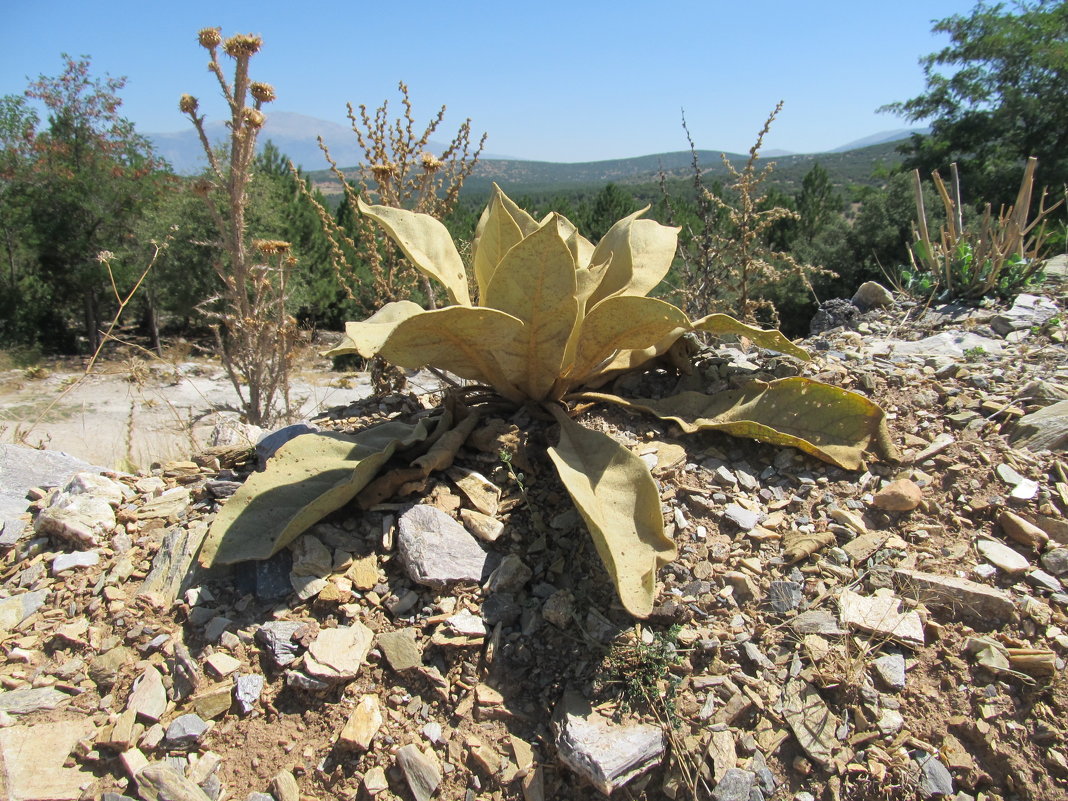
(180, 27), (295, 425)
(661, 103), (833, 327)
(298, 81), (486, 312)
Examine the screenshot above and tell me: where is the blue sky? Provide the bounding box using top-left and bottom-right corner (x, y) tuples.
(2, 0), (979, 163)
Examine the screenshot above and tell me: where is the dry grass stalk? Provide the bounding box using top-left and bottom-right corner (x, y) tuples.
(909, 156), (1062, 300)
(297, 81), (486, 311)
(180, 27), (296, 425)
(661, 103), (832, 327)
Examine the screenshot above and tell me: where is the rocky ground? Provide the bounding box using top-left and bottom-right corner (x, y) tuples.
(1, 279), (1067, 801)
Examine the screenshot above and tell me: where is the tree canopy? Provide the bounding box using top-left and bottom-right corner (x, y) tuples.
(883, 0), (1068, 203)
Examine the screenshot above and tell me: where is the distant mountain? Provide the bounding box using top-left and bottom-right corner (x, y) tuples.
(827, 127), (929, 153)
(147, 110), (515, 174)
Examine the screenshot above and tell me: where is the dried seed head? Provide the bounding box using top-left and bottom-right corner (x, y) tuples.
(254, 239), (291, 255)
(179, 94), (199, 114)
(371, 162), (398, 183)
(198, 27), (222, 49)
(242, 108), (266, 129)
(250, 82), (275, 103)
(420, 152), (443, 173)
(223, 33), (262, 58)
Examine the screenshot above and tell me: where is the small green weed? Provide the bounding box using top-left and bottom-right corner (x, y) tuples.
(963, 345), (986, 359)
(597, 624), (683, 724)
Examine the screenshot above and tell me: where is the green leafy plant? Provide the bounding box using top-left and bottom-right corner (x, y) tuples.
(908, 157), (1063, 301)
(963, 345), (987, 359)
(597, 624), (683, 720)
(200, 186), (898, 617)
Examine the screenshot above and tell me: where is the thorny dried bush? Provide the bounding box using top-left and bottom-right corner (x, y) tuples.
(907, 156), (1063, 301)
(660, 103), (833, 328)
(180, 27), (296, 426)
(298, 81), (486, 312)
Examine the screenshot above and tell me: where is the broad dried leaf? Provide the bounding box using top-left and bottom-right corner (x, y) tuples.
(588, 209), (680, 306)
(483, 215), (580, 399)
(546, 406), (676, 618)
(567, 296), (691, 389)
(581, 377), (899, 470)
(378, 306), (526, 403)
(472, 189), (526, 299)
(324, 300), (425, 359)
(783, 530), (836, 563)
(200, 420), (437, 566)
(411, 411), (480, 473)
(693, 314), (811, 362)
(357, 198), (471, 306)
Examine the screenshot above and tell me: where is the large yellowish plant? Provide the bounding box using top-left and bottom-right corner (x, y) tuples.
(200, 186), (897, 618)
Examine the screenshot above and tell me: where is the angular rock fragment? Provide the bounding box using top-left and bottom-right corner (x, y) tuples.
(337, 695), (383, 751)
(254, 621), (306, 668)
(711, 767), (755, 801)
(0, 719), (95, 801)
(872, 479), (922, 512)
(838, 589), (924, 646)
(0, 686), (71, 714)
(976, 538), (1030, 576)
(165, 714), (209, 749)
(396, 744), (440, 801)
(127, 665), (168, 721)
(893, 568), (1016, 624)
(303, 623), (374, 683)
(782, 680), (836, 766)
(872, 652), (907, 691)
(377, 628), (424, 672)
(136, 762), (213, 801)
(397, 504), (489, 587)
(234, 674), (265, 715)
(553, 691), (664, 795)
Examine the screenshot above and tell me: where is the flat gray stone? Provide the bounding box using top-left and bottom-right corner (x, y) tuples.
(875, 331), (1005, 358)
(397, 504), (489, 588)
(872, 652), (906, 692)
(916, 753), (954, 798)
(554, 691), (664, 795)
(137, 522), (210, 604)
(127, 666), (168, 721)
(0, 686), (71, 714)
(712, 768), (755, 801)
(990, 293), (1059, 336)
(0, 589), (48, 634)
(136, 762), (213, 801)
(893, 568), (1016, 623)
(376, 628), (423, 672)
(767, 581), (802, 613)
(0, 719), (96, 801)
(51, 549), (100, 574)
(395, 744), (440, 801)
(0, 444), (106, 524)
(485, 553), (532, 593)
(1011, 399), (1068, 452)
(1025, 569), (1063, 593)
(34, 493), (115, 549)
(722, 504), (760, 531)
(790, 610), (845, 635)
(1041, 548), (1068, 576)
(976, 539), (1030, 576)
(254, 621), (306, 668)
(0, 518), (28, 547)
(164, 714), (209, 748)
